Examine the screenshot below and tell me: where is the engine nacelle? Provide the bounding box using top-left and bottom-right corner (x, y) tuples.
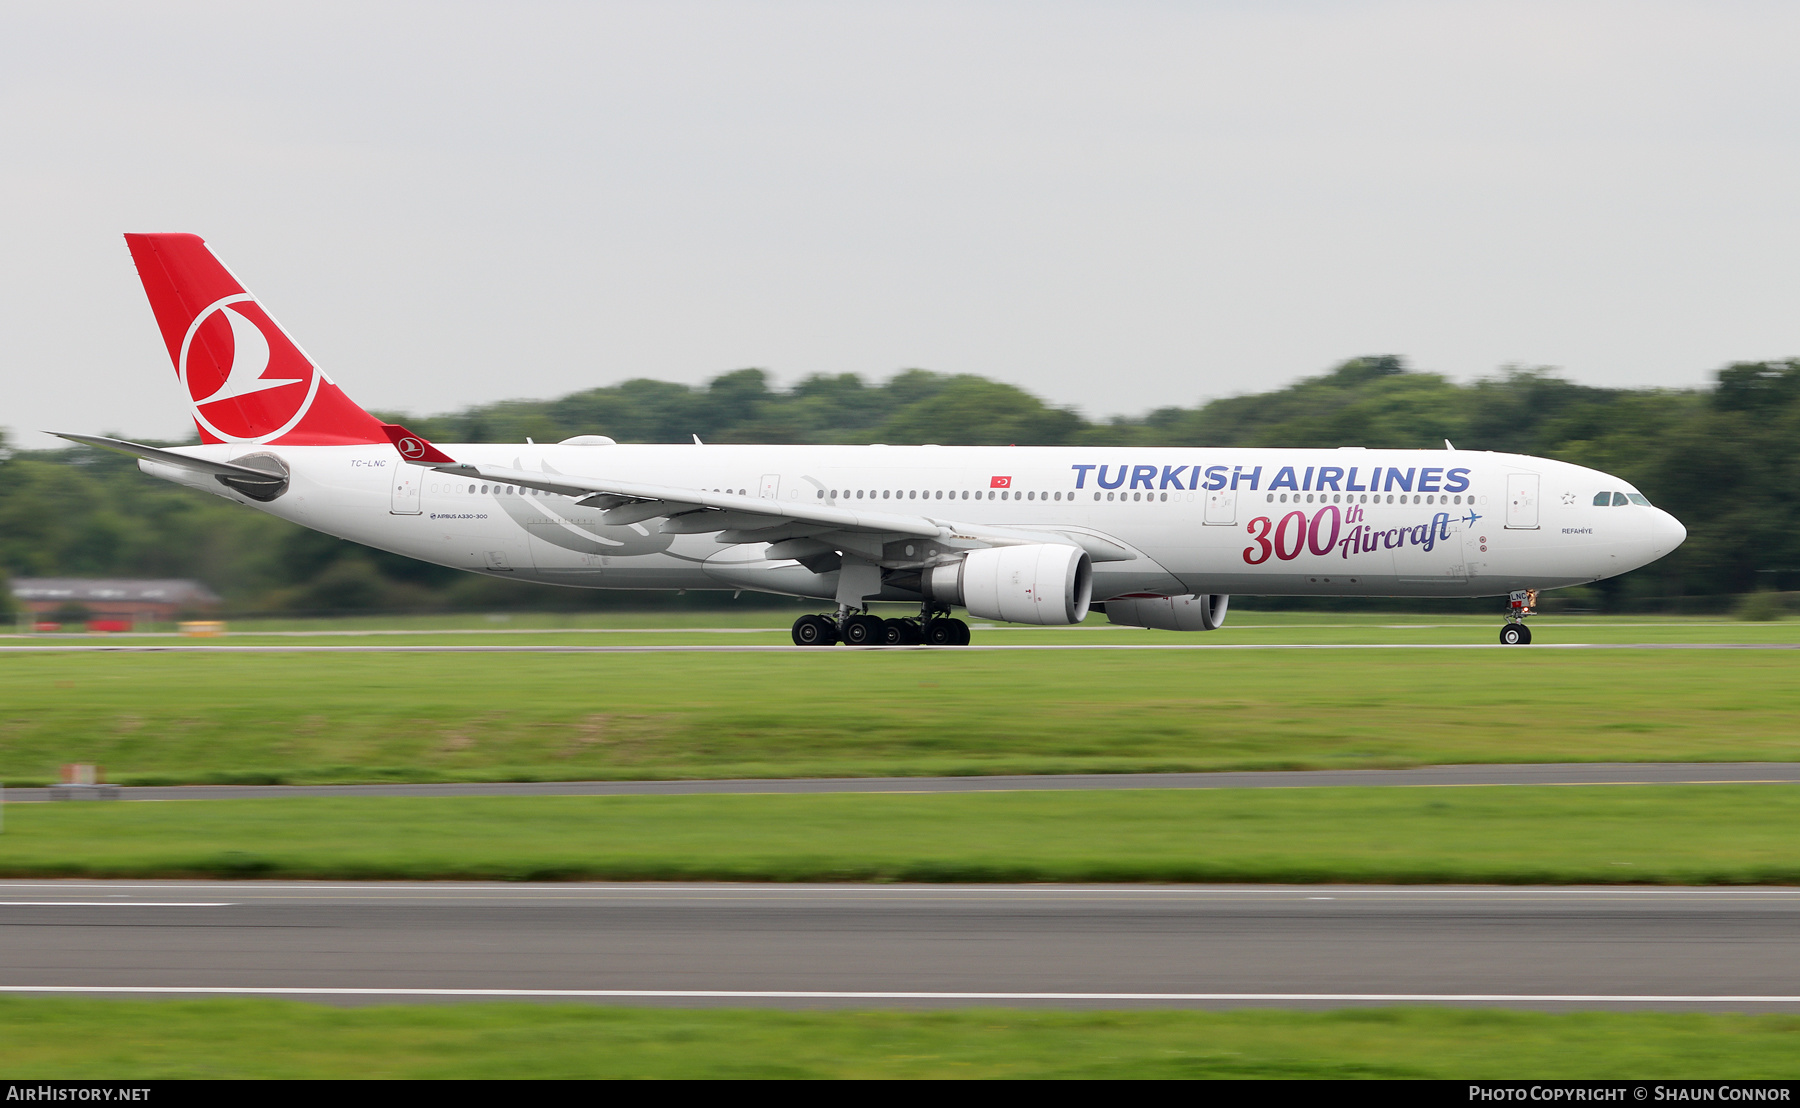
(1104, 593), (1230, 632)
(925, 544), (1093, 625)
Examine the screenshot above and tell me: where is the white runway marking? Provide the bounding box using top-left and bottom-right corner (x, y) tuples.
(1, 985), (1797, 1004)
(7, 883), (1799, 902)
(0, 902), (232, 907)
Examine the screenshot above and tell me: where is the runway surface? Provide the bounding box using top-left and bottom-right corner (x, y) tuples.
(10, 762), (1800, 802)
(3, 882), (1799, 1010)
(6, 642), (1800, 653)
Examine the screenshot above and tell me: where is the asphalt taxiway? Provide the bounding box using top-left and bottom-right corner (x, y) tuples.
(9, 762), (1800, 802)
(2, 882), (1797, 1010)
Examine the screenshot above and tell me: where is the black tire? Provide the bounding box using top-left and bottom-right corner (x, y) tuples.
(792, 614), (837, 647)
(882, 619), (922, 646)
(946, 618), (971, 646)
(1499, 624), (1528, 646)
(842, 615), (883, 647)
(924, 619), (956, 646)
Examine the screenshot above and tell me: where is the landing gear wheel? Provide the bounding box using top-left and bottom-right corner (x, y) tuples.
(943, 617), (971, 646)
(924, 619), (957, 646)
(841, 614), (884, 647)
(1499, 624), (1532, 646)
(792, 614), (838, 646)
(882, 618), (921, 646)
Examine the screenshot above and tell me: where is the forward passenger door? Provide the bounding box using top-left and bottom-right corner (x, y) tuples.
(1506, 473), (1540, 530)
(1204, 487), (1236, 525)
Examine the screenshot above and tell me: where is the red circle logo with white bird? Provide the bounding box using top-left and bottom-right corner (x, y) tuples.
(178, 295), (320, 443)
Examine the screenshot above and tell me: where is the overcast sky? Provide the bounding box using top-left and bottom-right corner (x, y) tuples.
(4, 1), (1799, 448)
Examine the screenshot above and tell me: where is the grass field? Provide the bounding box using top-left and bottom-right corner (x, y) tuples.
(2, 785), (1797, 883)
(6, 618), (1795, 1079)
(0, 999), (1795, 1078)
(2, 625), (1799, 785)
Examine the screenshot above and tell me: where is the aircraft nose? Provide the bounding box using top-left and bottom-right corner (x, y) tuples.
(1651, 509), (1687, 556)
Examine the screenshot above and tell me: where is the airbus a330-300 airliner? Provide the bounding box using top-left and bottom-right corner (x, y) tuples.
(57, 234), (1688, 646)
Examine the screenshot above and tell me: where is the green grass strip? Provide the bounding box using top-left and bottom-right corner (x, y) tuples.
(0, 999), (1797, 1078)
(4, 786), (1800, 884)
(6, 645), (1800, 786)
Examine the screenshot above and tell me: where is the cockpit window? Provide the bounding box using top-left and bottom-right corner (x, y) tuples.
(1612, 492), (1630, 506)
(1593, 492), (1612, 506)
(1627, 493), (1651, 506)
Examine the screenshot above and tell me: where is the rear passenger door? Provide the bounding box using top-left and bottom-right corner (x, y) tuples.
(390, 464), (423, 515)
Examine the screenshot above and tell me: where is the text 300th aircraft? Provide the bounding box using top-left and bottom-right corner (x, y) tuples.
(58, 234), (1687, 646)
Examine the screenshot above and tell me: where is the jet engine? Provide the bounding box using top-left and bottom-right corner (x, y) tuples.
(924, 544), (1093, 625)
(1104, 593), (1230, 632)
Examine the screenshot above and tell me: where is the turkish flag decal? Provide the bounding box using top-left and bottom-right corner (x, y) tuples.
(990, 476), (1012, 488)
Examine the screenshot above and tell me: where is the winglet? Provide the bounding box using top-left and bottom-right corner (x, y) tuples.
(380, 423), (457, 465)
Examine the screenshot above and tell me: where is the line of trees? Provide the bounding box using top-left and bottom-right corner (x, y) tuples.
(3, 355), (1795, 615)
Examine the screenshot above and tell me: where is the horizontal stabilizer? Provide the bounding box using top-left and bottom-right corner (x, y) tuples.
(378, 424), (458, 465)
(47, 432), (286, 486)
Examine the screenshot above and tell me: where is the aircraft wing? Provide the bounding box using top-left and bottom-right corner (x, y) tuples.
(47, 432), (289, 495)
(384, 425), (1133, 562)
(443, 457), (948, 538)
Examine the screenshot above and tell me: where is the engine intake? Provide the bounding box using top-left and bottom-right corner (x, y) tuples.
(1104, 594), (1230, 632)
(925, 544), (1092, 625)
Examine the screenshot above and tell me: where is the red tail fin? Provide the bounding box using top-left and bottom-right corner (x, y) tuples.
(123, 233), (388, 446)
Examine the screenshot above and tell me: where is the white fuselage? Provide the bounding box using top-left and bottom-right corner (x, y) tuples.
(144, 443), (1685, 602)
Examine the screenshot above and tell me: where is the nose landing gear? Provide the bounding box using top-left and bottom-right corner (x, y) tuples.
(1499, 589), (1537, 645)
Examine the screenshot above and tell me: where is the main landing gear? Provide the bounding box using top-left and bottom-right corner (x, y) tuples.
(1499, 589), (1538, 646)
(790, 605), (971, 647)
(790, 614), (838, 646)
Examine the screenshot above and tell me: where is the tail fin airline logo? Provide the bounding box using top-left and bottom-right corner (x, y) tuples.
(990, 476), (1012, 488)
(396, 436), (428, 460)
(178, 294), (320, 443)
